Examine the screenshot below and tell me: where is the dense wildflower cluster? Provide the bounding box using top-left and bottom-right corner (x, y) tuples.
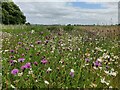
(2, 26), (119, 88)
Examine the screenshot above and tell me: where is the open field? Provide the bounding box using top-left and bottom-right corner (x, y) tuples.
(1, 25), (120, 89)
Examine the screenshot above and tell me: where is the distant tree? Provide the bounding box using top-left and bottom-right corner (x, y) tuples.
(1, 1), (26, 25)
(25, 22), (30, 25)
(63, 24), (74, 31)
(0, 2), (2, 23)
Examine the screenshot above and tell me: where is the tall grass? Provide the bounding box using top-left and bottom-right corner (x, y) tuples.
(1, 25), (120, 89)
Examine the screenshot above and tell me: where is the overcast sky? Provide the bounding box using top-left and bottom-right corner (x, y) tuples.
(13, 0), (119, 25)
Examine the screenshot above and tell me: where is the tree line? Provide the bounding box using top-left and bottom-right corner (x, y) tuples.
(1, 1), (26, 25)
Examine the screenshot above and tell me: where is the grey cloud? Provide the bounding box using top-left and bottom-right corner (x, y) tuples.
(14, 2), (118, 25)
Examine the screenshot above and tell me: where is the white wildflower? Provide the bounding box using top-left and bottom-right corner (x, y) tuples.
(115, 62), (118, 64)
(28, 70), (33, 74)
(99, 67), (102, 70)
(47, 67), (52, 72)
(59, 61), (63, 63)
(104, 49), (106, 52)
(18, 72), (23, 76)
(105, 82), (109, 86)
(61, 44), (64, 46)
(78, 48), (80, 51)
(93, 66), (98, 70)
(95, 47), (102, 52)
(44, 80), (49, 85)
(13, 60), (17, 63)
(11, 84), (15, 88)
(111, 68), (114, 71)
(71, 69), (74, 73)
(111, 59), (115, 62)
(104, 70), (117, 77)
(100, 77), (109, 86)
(68, 39), (72, 42)
(70, 49), (72, 52)
(90, 83), (97, 87)
(104, 70), (109, 74)
(30, 44), (34, 47)
(30, 68), (32, 71)
(51, 50), (54, 53)
(31, 30), (35, 33)
(101, 77), (106, 83)
(103, 53), (110, 59)
(113, 56), (119, 59)
(97, 58), (102, 62)
(82, 65), (85, 68)
(109, 86), (113, 88)
(4, 50), (9, 52)
(85, 63), (89, 66)
(62, 65), (65, 68)
(110, 71), (117, 76)
(35, 80), (38, 82)
(74, 62), (76, 65)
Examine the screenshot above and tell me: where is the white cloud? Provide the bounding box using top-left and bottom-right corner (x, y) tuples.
(13, 1), (118, 25)
(13, 0), (119, 2)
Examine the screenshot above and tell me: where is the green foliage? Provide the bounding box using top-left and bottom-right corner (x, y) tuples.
(2, 25), (119, 88)
(1, 2), (26, 25)
(63, 24), (74, 31)
(47, 26), (60, 31)
(25, 22), (31, 25)
(1, 25), (120, 90)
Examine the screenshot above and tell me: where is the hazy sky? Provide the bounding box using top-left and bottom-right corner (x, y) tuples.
(13, 0), (119, 25)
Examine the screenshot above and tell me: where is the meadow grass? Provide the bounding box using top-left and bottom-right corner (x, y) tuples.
(1, 25), (120, 89)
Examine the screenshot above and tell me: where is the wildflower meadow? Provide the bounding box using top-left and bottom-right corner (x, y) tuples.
(1, 25), (120, 89)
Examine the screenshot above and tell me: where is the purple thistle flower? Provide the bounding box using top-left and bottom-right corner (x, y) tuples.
(85, 58), (90, 62)
(9, 60), (14, 63)
(70, 72), (74, 77)
(40, 31), (43, 35)
(11, 69), (19, 75)
(18, 42), (22, 45)
(22, 53), (25, 56)
(44, 40), (49, 45)
(46, 40), (49, 43)
(36, 40), (41, 44)
(9, 55), (14, 59)
(10, 50), (14, 53)
(70, 69), (74, 77)
(21, 65), (27, 70)
(94, 60), (101, 67)
(18, 58), (25, 62)
(41, 59), (48, 64)
(9, 60), (15, 65)
(25, 62), (31, 68)
(106, 66), (109, 69)
(41, 56), (46, 59)
(34, 61), (38, 66)
(25, 47), (30, 50)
